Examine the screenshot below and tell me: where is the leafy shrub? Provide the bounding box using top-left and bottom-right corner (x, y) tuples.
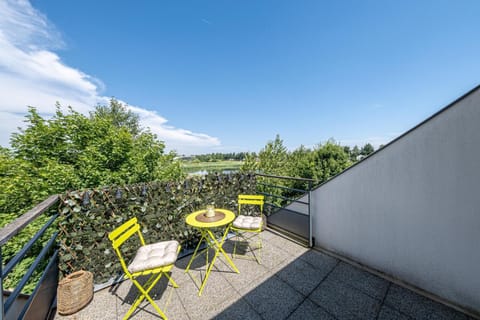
(57, 173), (256, 283)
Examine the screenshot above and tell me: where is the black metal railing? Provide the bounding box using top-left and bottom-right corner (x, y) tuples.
(255, 173), (316, 247)
(0, 195), (59, 320)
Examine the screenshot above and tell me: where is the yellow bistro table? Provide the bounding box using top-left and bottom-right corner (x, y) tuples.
(185, 208), (240, 296)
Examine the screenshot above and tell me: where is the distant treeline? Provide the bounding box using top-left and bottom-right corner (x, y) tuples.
(183, 143), (375, 164)
(183, 152), (249, 162)
(241, 135), (377, 185)
(343, 143), (375, 162)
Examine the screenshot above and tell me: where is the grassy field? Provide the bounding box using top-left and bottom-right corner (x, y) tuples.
(181, 160), (243, 174)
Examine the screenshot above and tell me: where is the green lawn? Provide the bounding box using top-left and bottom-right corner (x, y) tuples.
(181, 160), (243, 174)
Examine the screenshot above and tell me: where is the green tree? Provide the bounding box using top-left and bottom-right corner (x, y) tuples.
(311, 140), (352, 182)
(243, 135), (289, 208)
(350, 145), (360, 162)
(92, 98), (140, 135)
(286, 145), (313, 179)
(285, 145), (314, 192)
(240, 152), (258, 172)
(2, 100), (185, 292)
(256, 134), (288, 175)
(360, 143), (375, 157)
(240, 136), (355, 210)
(5, 100), (184, 217)
(241, 135), (289, 176)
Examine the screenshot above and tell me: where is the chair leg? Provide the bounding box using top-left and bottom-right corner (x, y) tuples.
(124, 273), (168, 320)
(164, 272), (179, 288)
(232, 231), (262, 264)
(257, 232), (262, 264)
(246, 231), (262, 264)
(232, 231), (239, 258)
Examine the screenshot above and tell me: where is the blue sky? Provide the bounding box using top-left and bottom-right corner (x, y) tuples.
(1, 1), (479, 155)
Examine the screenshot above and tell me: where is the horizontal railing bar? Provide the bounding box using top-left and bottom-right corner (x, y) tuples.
(265, 203), (309, 216)
(18, 249), (59, 320)
(4, 232), (58, 313)
(3, 214), (59, 278)
(0, 195), (59, 246)
(256, 182), (308, 193)
(260, 192), (309, 205)
(255, 173), (316, 183)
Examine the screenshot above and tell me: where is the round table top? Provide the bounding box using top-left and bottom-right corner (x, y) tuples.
(185, 208), (235, 228)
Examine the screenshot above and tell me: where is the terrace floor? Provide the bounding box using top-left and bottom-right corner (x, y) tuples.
(54, 229), (474, 320)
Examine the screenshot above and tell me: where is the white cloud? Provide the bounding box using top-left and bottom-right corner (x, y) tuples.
(128, 106), (221, 153)
(0, 0), (220, 154)
(0, 0), (62, 50)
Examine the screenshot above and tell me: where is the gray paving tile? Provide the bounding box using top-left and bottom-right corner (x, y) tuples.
(309, 276), (381, 320)
(55, 287), (117, 320)
(377, 305), (412, 320)
(276, 258), (328, 296)
(187, 292), (243, 320)
(286, 298), (336, 320)
(384, 284), (470, 320)
(213, 298), (263, 320)
(269, 234), (309, 258)
(175, 267), (238, 320)
(261, 229), (281, 241)
(298, 249), (338, 273)
(175, 248), (216, 273)
(223, 238), (262, 264)
(252, 239), (293, 272)
(327, 262), (389, 300)
(170, 258), (203, 286)
(118, 297), (188, 320)
(57, 231), (478, 320)
(215, 253), (271, 293)
(240, 276), (304, 320)
(117, 306), (156, 320)
(156, 291), (190, 320)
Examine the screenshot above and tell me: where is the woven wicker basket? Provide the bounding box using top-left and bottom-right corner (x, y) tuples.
(57, 270), (93, 315)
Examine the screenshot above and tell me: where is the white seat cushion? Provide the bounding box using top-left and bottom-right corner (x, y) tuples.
(128, 240), (179, 273)
(232, 215), (262, 230)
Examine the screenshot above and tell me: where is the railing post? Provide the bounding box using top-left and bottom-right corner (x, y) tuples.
(0, 246), (4, 320)
(308, 181), (313, 248)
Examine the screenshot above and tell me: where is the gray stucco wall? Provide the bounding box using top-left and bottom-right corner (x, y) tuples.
(311, 87), (480, 313)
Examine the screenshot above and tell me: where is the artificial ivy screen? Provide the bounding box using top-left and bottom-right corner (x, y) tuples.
(57, 173), (256, 283)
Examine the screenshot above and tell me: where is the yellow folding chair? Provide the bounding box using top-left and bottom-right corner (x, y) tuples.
(231, 194), (265, 264)
(109, 217), (180, 320)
